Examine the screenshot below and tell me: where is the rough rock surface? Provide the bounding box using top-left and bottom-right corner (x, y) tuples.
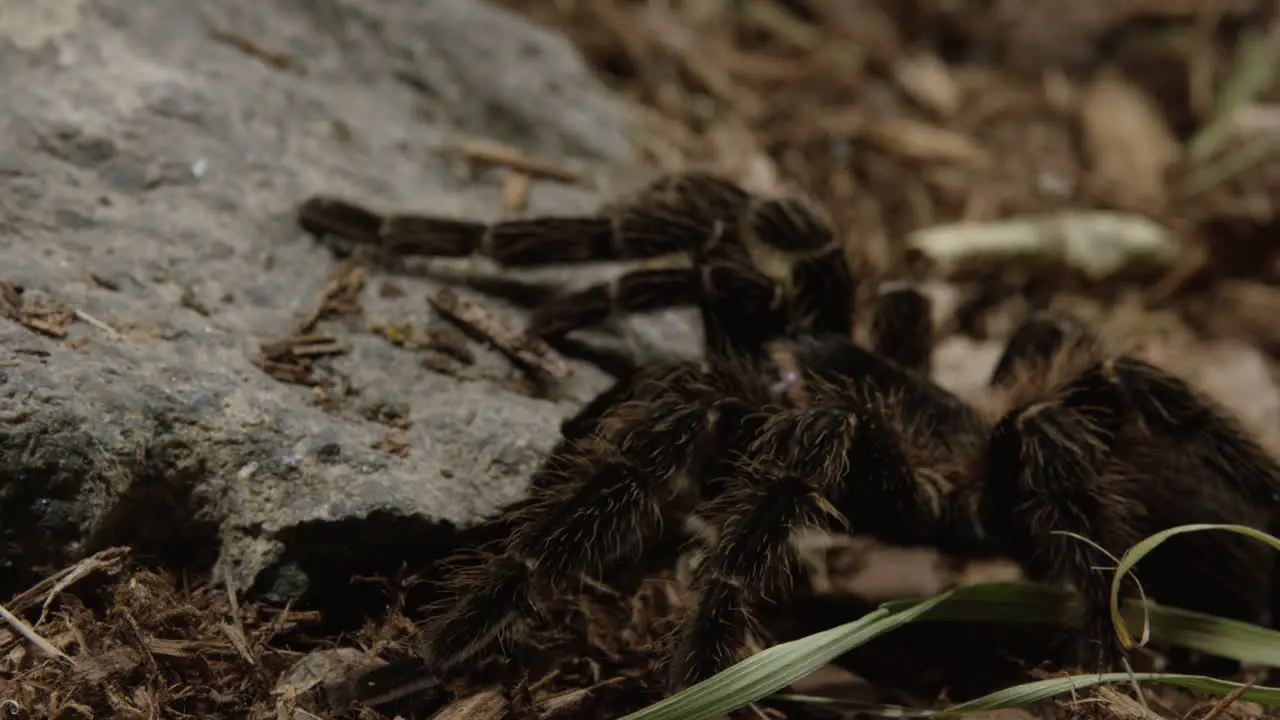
(0, 0), (696, 599)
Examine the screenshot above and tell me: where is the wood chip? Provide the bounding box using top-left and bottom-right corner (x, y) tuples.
(251, 333), (348, 387)
(0, 547), (129, 654)
(424, 324), (475, 365)
(74, 309), (120, 338)
(430, 689), (508, 720)
(1080, 70), (1180, 213)
(180, 287), (212, 316)
(372, 429), (411, 457)
(1, 280), (103, 341)
(427, 287), (571, 379)
(0, 603), (73, 665)
(296, 261), (366, 334)
(907, 211), (1180, 280)
(259, 333), (346, 360)
(253, 261), (365, 389)
(19, 314), (71, 339)
(892, 52), (962, 117)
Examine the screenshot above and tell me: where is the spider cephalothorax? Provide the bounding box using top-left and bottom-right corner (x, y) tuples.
(296, 172), (1280, 702)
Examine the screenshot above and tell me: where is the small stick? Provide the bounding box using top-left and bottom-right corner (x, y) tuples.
(428, 287), (571, 379)
(0, 603), (74, 665)
(74, 309), (121, 338)
(296, 261), (367, 334)
(1199, 678), (1256, 720)
(223, 566), (257, 667)
(443, 136), (583, 183)
(29, 548), (130, 624)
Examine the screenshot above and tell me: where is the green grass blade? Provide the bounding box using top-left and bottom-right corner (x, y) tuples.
(1183, 131), (1280, 194)
(1108, 524), (1280, 649)
(616, 590), (955, 720)
(778, 672), (1280, 717)
(937, 673), (1280, 715)
(622, 524), (1280, 719)
(880, 580), (1280, 668)
(879, 581), (1077, 624)
(1143, 602), (1280, 667)
(1188, 28), (1276, 161)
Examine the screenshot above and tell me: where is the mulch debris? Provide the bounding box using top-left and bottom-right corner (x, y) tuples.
(1, 281), (77, 340)
(250, 260), (366, 395)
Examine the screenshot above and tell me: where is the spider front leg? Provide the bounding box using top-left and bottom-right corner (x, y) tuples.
(671, 398), (941, 690)
(297, 171), (750, 267)
(981, 393), (1122, 669)
(869, 282), (935, 375)
(988, 311), (1096, 387)
(982, 348), (1280, 671)
(417, 360), (776, 679)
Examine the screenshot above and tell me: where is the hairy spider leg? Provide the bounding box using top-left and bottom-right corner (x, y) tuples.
(669, 336), (984, 690)
(988, 311), (1096, 387)
(670, 400), (922, 690)
(416, 359), (779, 679)
(869, 282), (935, 375)
(526, 268), (701, 337)
(296, 172), (749, 265)
(1104, 355), (1280, 674)
(981, 336), (1280, 671)
(790, 333), (978, 440)
(532, 193), (854, 361)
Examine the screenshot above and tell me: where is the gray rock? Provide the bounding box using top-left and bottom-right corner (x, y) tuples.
(0, 0), (697, 597)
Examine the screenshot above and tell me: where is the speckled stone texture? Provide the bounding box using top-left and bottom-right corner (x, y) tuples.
(0, 0), (697, 599)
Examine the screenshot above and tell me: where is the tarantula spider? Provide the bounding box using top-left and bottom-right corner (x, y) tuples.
(296, 173), (1280, 697)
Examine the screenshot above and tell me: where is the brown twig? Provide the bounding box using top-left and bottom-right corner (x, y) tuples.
(1198, 678), (1256, 720)
(296, 261), (367, 335)
(0, 603), (74, 666)
(207, 25), (304, 74)
(427, 287), (571, 379)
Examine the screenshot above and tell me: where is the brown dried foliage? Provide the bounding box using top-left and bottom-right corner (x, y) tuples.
(0, 549), (321, 720)
(498, 0), (1280, 337)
